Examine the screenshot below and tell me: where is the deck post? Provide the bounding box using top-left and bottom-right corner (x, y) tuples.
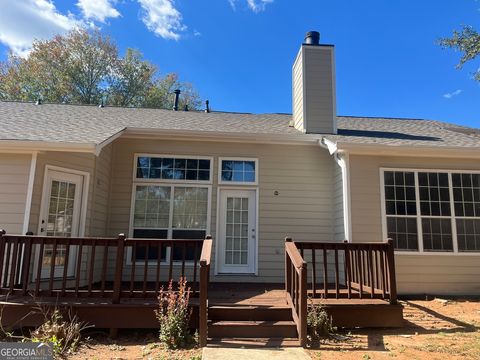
(285, 237), (292, 304)
(199, 235), (212, 347)
(112, 233), (126, 305)
(386, 238), (397, 304)
(299, 260), (308, 347)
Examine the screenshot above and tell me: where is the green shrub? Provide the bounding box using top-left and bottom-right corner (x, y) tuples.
(307, 303), (333, 339)
(155, 278), (193, 349)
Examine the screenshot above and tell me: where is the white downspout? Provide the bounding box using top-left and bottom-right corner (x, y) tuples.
(319, 139), (352, 242)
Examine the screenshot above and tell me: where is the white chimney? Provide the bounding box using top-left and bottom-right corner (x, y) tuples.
(292, 31), (337, 134)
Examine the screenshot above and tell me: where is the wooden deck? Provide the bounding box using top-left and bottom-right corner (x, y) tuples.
(0, 232), (403, 347)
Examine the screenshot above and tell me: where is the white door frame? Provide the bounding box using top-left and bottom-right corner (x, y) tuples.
(215, 187), (258, 275)
(35, 165), (90, 278)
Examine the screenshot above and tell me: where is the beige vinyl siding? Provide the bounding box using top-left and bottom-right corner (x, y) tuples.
(292, 46), (336, 134)
(303, 46), (335, 134)
(292, 50), (304, 132)
(89, 144), (113, 236)
(349, 154), (480, 295)
(0, 153), (31, 234)
(107, 138), (337, 283)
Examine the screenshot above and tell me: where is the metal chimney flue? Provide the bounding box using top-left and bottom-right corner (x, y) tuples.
(173, 89), (181, 111)
(205, 100), (210, 113)
(304, 31), (320, 45)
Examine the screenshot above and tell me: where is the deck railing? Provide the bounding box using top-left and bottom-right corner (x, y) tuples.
(285, 237), (397, 346)
(0, 230), (213, 344)
(284, 238), (307, 346)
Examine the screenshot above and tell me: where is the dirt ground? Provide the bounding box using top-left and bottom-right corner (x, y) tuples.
(69, 298), (480, 360)
(308, 298), (480, 360)
(68, 331), (202, 360)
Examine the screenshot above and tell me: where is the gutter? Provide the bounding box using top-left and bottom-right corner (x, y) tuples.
(0, 140), (97, 154)
(322, 137), (480, 159)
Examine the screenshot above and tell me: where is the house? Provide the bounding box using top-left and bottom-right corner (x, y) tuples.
(0, 31), (479, 345)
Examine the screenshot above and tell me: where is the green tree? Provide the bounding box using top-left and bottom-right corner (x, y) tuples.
(439, 25), (480, 81)
(108, 48), (156, 107)
(0, 28), (202, 109)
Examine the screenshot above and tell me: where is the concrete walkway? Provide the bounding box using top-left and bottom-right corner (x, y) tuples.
(202, 347), (311, 360)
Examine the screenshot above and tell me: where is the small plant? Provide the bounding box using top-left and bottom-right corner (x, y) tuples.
(307, 302), (334, 340)
(155, 278), (193, 349)
(29, 308), (91, 356)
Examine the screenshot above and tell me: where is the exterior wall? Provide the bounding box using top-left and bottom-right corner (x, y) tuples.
(349, 154), (480, 295)
(89, 144), (113, 237)
(107, 138), (337, 283)
(292, 45), (336, 134)
(0, 153), (31, 234)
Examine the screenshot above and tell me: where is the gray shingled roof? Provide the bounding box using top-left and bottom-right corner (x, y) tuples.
(0, 101), (479, 150)
(326, 117), (480, 149)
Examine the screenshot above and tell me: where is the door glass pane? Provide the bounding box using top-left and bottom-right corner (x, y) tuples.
(43, 180), (77, 266)
(225, 196), (248, 265)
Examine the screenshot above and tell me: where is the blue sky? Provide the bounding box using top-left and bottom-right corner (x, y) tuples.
(0, 0), (479, 128)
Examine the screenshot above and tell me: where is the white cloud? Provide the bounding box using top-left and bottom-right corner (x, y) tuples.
(228, 0), (273, 13)
(443, 89), (463, 99)
(76, 0), (120, 23)
(246, 0), (273, 13)
(138, 0), (186, 40)
(0, 0), (79, 56)
(193, 29), (201, 37)
(228, 0), (237, 10)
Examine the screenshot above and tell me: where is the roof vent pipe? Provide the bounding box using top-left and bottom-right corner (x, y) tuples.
(304, 31), (320, 45)
(205, 100), (210, 113)
(183, 104), (189, 111)
(173, 89), (181, 111)
(35, 98), (42, 105)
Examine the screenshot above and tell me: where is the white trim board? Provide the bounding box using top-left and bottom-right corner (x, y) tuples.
(22, 152), (37, 234)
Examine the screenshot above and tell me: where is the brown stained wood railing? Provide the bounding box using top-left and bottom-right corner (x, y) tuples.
(199, 235), (212, 348)
(285, 237), (398, 347)
(285, 237), (307, 347)
(292, 239), (398, 304)
(0, 230), (212, 301)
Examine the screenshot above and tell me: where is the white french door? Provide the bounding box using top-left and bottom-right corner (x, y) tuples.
(37, 169), (84, 278)
(217, 189), (256, 274)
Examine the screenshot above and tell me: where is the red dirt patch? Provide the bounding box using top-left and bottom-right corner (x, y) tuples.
(308, 298), (480, 360)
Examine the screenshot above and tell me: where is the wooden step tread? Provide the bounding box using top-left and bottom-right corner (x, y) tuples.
(208, 337), (300, 348)
(210, 320), (295, 326)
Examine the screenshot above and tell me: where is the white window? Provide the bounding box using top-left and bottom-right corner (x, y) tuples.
(131, 154), (212, 261)
(135, 154), (212, 183)
(381, 169), (480, 254)
(219, 158), (258, 185)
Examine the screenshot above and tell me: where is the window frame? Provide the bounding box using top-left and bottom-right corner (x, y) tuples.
(133, 153), (214, 185)
(128, 153), (213, 265)
(380, 167), (480, 256)
(218, 157), (259, 185)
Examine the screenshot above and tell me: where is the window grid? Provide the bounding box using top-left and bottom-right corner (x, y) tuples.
(219, 159), (257, 184)
(382, 169), (480, 254)
(136, 156), (211, 182)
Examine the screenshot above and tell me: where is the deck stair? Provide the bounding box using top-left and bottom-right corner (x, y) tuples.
(207, 284), (299, 344)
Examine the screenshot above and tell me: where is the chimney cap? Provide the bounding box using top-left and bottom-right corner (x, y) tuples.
(304, 31), (320, 45)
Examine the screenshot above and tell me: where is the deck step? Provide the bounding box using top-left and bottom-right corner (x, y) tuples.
(208, 320), (297, 338)
(208, 337), (300, 348)
(208, 305), (292, 321)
